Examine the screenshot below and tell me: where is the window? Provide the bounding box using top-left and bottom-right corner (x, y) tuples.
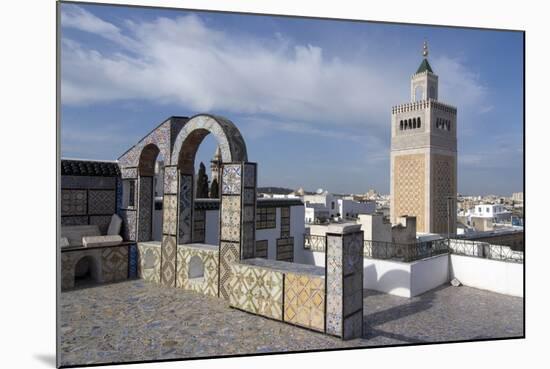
(417, 117), (421, 128)
(256, 207), (276, 229)
(331, 201), (335, 210)
(400, 120), (403, 130)
(486, 207), (490, 213)
(413, 118), (417, 129)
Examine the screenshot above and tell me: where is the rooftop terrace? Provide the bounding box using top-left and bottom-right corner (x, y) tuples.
(59, 279), (523, 367)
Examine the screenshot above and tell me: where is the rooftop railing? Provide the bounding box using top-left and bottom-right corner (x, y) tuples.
(303, 234), (524, 264)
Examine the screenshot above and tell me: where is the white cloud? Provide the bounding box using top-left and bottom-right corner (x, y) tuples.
(61, 5), (490, 132)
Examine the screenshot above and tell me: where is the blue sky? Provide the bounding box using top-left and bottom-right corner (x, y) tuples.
(60, 3), (524, 196)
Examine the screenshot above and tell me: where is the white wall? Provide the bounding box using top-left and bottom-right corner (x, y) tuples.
(298, 249), (449, 298)
(449, 254), (523, 297)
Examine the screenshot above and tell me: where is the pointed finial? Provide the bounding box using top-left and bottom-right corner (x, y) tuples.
(422, 40), (429, 58)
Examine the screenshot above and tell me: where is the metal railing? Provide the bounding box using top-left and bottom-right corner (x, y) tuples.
(303, 234), (326, 252)
(449, 239), (523, 263)
(364, 239), (448, 262)
(303, 234), (524, 264)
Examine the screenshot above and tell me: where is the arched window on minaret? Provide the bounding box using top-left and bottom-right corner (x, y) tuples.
(400, 120), (403, 130)
(418, 117), (421, 128)
(413, 118), (417, 129)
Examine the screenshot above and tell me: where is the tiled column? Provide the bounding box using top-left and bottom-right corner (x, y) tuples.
(137, 176), (153, 241)
(325, 224), (364, 340)
(160, 165), (179, 287)
(218, 162), (257, 300)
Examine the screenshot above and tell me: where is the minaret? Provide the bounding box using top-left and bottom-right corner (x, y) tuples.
(390, 41), (457, 235)
(210, 146), (222, 184)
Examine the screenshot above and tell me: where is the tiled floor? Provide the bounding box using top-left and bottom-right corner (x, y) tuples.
(59, 280), (523, 366)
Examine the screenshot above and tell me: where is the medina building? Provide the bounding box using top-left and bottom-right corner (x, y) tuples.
(390, 42), (458, 235)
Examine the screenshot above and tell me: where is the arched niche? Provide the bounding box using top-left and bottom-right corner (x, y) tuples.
(160, 114), (256, 292)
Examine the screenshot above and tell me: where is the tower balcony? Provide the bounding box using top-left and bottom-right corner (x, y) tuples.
(392, 98), (457, 115)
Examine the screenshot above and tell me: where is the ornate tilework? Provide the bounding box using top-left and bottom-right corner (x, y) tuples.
(178, 175), (193, 243)
(61, 216), (88, 226)
(163, 166), (178, 194)
(218, 241), (240, 300)
(118, 119), (172, 168)
(162, 195), (178, 235)
(243, 163), (256, 188)
(241, 222), (255, 259)
(88, 190), (116, 215)
(61, 189), (87, 216)
(276, 237), (294, 262)
(176, 245), (219, 297)
(137, 177), (153, 241)
(326, 235), (343, 336)
(101, 246), (129, 283)
(243, 188), (256, 205)
(220, 196), (241, 241)
(116, 178), (123, 213)
(121, 210), (137, 241)
(89, 215), (112, 235)
(128, 244), (138, 279)
(61, 249), (102, 290)
(284, 273), (325, 332)
(243, 205), (255, 222)
(61, 175), (117, 189)
(160, 235), (177, 286)
(222, 164), (241, 194)
(228, 263), (283, 320)
(121, 167), (138, 179)
(138, 243), (161, 284)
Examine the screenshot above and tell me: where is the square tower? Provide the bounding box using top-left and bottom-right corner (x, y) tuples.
(390, 42), (457, 235)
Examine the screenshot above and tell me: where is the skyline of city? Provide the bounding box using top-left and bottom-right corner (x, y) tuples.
(60, 3), (524, 196)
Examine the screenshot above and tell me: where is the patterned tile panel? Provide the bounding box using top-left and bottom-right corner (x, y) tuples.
(138, 177), (153, 241)
(178, 175), (193, 243)
(326, 235), (343, 336)
(163, 166), (178, 194)
(120, 168), (138, 179)
(128, 244), (138, 279)
(228, 263), (283, 320)
(218, 241), (240, 300)
(116, 178), (123, 213)
(61, 189), (87, 216)
(101, 246), (129, 283)
(137, 243), (161, 284)
(88, 190), (116, 215)
(160, 235), (177, 286)
(162, 195), (178, 236)
(121, 210), (137, 241)
(176, 246), (219, 297)
(243, 205), (255, 222)
(284, 273), (325, 332)
(241, 222), (255, 259)
(89, 215), (112, 235)
(118, 120), (171, 168)
(243, 163), (256, 188)
(61, 216), (88, 226)
(393, 154), (426, 231)
(243, 188), (256, 205)
(220, 196), (241, 242)
(222, 164), (241, 194)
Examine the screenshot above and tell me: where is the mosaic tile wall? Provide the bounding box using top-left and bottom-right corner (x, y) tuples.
(218, 162), (257, 300)
(160, 235), (177, 286)
(137, 243), (161, 284)
(101, 246), (129, 283)
(176, 245), (219, 297)
(284, 273), (325, 332)
(61, 176), (118, 233)
(128, 244), (138, 279)
(326, 228), (364, 339)
(60, 245), (131, 290)
(137, 176), (153, 242)
(228, 263), (283, 320)
(178, 174), (193, 244)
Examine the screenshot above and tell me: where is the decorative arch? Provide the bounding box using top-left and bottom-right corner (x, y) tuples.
(136, 143), (162, 242)
(160, 114), (256, 292)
